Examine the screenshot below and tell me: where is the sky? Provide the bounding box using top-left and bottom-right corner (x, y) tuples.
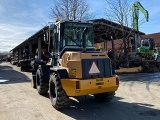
(0, 0), (160, 52)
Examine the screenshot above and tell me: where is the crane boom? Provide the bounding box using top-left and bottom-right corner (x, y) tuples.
(132, 1), (149, 52)
(132, 1), (149, 31)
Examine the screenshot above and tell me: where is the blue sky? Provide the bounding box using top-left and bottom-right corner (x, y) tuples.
(0, 0), (160, 52)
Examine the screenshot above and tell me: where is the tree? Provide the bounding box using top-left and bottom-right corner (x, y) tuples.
(105, 0), (133, 67)
(105, 0), (131, 27)
(51, 0), (93, 20)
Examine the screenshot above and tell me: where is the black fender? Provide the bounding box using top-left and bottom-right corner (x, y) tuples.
(50, 67), (69, 79)
(40, 65), (50, 76)
(32, 65), (51, 84)
(39, 65), (51, 84)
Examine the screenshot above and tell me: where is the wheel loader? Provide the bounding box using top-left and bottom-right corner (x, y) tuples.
(31, 20), (120, 109)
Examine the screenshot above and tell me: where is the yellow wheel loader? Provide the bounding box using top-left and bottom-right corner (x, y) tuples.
(31, 20), (120, 109)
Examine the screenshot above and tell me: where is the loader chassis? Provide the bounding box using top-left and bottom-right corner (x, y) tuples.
(32, 20), (120, 109)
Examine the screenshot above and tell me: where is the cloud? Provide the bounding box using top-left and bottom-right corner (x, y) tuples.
(0, 23), (39, 52)
(0, 0), (160, 53)
(0, 0), (52, 52)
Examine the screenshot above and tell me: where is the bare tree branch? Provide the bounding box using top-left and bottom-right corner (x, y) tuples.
(51, 0), (93, 20)
(105, 0), (133, 67)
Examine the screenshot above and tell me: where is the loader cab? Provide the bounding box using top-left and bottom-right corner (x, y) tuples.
(59, 21), (94, 49)
(52, 20), (95, 66)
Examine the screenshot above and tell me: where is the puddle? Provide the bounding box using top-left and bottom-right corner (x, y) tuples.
(0, 79), (9, 83)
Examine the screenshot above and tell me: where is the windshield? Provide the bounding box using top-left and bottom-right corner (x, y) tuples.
(61, 22), (94, 48)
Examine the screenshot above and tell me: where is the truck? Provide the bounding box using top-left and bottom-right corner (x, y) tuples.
(20, 49), (32, 71)
(10, 51), (20, 66)
(31, 20), (120, 109)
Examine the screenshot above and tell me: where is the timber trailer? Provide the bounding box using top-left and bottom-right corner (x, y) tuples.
(20, 49), (32, 71)
(31, 20), (120, 109)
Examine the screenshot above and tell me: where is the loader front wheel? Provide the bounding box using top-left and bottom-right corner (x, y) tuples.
(36, 69), (49, 95)
(49, 73), (70, 109)
(94, 92), (115, 102)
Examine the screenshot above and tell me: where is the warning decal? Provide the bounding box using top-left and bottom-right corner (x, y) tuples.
(89, 61), (100, 75)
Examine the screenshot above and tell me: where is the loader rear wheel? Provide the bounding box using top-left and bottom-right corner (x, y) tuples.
(36, 69), (49, 95)
(49, 73), (70, 109)
(94, 92), (115, 102)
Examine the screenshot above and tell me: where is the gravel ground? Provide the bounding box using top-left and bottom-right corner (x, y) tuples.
(0, 62), (160, 120)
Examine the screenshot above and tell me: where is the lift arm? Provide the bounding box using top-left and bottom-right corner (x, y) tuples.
(132, 1), (149, 31)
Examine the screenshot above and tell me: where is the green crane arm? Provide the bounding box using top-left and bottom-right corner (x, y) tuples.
(132, 1), (149, 31)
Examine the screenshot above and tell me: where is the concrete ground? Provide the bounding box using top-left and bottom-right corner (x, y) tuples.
(0, 62), (160, 120)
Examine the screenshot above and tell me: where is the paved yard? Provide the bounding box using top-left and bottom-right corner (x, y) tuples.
(0, 62), (160, 120)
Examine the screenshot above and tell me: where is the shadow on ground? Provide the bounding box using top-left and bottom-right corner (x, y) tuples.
(0, 65), (30, 84)
(40, 93), (160, 120)
(59, 95), (160, 120)
(118, 72), (160, 91)
(119, 72), (160, 82)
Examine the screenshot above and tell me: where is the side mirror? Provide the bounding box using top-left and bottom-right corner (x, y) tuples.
(44, 32), (48, 42)
(54, 26), (57, 34)
(50, 24), (57, 34)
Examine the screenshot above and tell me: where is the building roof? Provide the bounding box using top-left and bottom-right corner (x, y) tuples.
(11, 18), (145, 52)
(91, 18), (145, 43)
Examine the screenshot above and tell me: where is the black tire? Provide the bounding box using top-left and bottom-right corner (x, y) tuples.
(16, 63), (20, 67)
(94, 92), (115, 102)
(36, 69), (49, 95)
(49, 73), (70, 109)
(21, 66), (24, 71)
